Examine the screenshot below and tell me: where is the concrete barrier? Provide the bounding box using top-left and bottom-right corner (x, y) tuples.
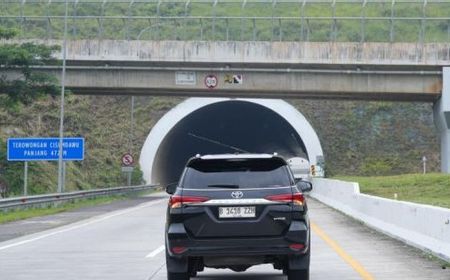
(311, 178), (450, 262)
(4, 40), (450, 65)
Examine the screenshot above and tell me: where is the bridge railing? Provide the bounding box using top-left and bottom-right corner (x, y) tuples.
(0, 0), (449, 43)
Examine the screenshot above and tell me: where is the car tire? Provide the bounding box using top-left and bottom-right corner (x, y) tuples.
(167, 272), (190, 280)
(287, 268), (309, 280)
(189, 270), (197, 277)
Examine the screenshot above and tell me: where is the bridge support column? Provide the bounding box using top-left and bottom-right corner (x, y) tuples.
(434, 67), (450, 173)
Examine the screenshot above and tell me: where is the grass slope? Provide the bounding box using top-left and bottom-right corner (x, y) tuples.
(1, 1), (449, 42)
(336, 173), (450, 209)
(0, 194), (131, 224)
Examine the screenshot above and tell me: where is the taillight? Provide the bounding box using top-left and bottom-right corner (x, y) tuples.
(292, 193), (305, 206)
(289, 243), (305, 251)
(265, 193), (305, 206)
(171, 246), (188, 254)
(169, 195), (209, 209)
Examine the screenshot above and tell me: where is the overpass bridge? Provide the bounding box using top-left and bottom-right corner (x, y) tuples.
(3, 39), (449, 173)
(8, 40), (446, 102)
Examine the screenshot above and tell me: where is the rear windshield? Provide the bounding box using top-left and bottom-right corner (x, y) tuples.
(182, 158), (292, 189)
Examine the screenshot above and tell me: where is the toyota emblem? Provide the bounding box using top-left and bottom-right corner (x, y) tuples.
(231, 191), (244, 199)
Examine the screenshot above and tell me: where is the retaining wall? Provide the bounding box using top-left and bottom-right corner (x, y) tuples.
(311, 178), (450, 262)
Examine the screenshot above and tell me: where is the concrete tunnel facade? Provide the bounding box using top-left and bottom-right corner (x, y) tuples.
(140, 98), (324, 185)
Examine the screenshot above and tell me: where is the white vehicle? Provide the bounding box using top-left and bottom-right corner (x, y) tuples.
(287, 157), (311, 180)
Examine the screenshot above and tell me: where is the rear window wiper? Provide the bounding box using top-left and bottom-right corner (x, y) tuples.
(207, 184), (240, 189)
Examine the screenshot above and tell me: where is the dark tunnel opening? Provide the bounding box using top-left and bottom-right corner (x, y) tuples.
(152, 100), (308, 186)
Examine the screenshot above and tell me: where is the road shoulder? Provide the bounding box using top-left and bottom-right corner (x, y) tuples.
(0, 193), (166, 242)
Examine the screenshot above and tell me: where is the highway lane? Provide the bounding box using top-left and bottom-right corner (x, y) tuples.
(0, 194), (449, 280)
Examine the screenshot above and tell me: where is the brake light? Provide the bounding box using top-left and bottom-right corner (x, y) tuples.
(292, 193), (305, 206)
(265, 193), (305, 206)
(171, 246), (188, 254)
(169, 195), (209, 209)
(289, 243), (305, 251)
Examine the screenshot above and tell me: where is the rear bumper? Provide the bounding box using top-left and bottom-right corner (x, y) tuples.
(166, 220), (310, 258)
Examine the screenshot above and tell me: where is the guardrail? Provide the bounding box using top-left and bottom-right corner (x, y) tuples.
(0, 185), (159, 211)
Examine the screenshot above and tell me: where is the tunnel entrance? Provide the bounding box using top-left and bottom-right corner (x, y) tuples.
(140, 98), (323, 185)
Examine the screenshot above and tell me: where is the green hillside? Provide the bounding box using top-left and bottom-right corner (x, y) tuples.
(0, 95), (182, 196)
(1, 0), (449, 42)
(0, 95), (439, 197)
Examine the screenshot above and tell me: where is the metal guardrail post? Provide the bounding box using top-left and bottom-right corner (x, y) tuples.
(390, 0), (396, 43)
(184, 0), (190, 41)
(270, 0), (277, 42)
(448, 20), (450, 43)
(361, 0), (367, 43)
(126, 0), (134, 40)
(225, 18), (229, 41)
(71, 0), (78, 38)
(20, 0), (26, 39)
(156, 0), (162, 40)
(46, 0), (52, 40)
(300, 0), (306, 42)
(252, 18), (256, 41)
(241, 0), (247, 41)
(212, 0), (218, 41)
(331, 0), (337, 42)
(200, 18), (203, 41)
(420, 0), (428, 59)
(278, 18), (282, 42)
(98, 0), (107, 40)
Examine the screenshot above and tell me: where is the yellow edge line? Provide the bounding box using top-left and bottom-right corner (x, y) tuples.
(311, 222), (375, 280)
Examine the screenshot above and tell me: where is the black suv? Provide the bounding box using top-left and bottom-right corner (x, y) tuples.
(165, 154), (312, 280)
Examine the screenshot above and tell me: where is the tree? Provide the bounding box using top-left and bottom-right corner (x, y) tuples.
(0, 28), (60, 196)
(0, 27), (60, 109)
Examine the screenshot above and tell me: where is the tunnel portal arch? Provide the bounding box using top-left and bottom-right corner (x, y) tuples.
(140, 98), (324, 185)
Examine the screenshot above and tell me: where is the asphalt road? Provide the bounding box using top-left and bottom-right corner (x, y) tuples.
(0, 193), (449, 280)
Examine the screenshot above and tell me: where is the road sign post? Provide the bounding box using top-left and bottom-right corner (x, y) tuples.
(62, 161), (66, 193)
(24, 161), (28, 196)
(121, 153), (134, 186)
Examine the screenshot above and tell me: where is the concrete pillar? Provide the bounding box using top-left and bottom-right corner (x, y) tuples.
(434, 67), (450, 173)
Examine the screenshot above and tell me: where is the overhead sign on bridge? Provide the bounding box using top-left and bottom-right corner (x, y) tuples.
(7, 137), (85, 161)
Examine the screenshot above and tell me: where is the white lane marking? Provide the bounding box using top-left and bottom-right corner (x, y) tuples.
(0, 199), (165, 252)
(146, 262), (166, 280)
(146, 245), (165, 258)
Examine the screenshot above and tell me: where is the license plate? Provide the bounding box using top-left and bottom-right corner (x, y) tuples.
(219, 206), (256, 218)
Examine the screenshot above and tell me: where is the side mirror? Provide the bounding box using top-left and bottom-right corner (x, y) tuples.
(165, 182), (178, 195)
(296, 180), (313, 193)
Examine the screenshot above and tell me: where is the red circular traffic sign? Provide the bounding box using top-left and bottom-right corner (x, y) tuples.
(204, 74), (218, 89)
(121, 153), (134, 166)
